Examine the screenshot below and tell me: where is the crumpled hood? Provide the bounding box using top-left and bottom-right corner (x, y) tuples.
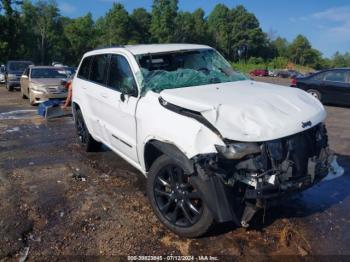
(31, 78), (66, 87)
(159, 80), (326, 142)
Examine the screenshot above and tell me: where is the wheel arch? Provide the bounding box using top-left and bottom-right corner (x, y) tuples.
(143, 140), (194, 174)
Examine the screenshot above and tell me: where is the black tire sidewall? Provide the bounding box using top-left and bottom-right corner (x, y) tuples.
(307, 89), (321, 101)
(147, 155), (213, 238)
(75, 109), (101, 152)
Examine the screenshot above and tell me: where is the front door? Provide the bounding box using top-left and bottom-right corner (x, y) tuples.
(99, 54), (139, 164)
(322, 70), (350, 105)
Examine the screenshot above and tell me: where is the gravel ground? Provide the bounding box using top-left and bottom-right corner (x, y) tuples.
(0, 80), (349, 260)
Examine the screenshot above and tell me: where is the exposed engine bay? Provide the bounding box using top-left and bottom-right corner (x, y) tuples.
(191, 123), (341, 228)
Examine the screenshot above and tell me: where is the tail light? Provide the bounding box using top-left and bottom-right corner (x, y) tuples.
(291, 77), (297, 86)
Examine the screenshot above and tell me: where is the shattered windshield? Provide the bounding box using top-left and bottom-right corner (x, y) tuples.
(135, 49), (247, 93)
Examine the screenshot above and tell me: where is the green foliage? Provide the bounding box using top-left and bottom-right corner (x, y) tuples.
(208, 4), (232, 57)
(130, 8), (151, 44)
(248, 57), (264, 64)
(331, 52), (350, 68)
(150, 0), (178, 43)
(96, 3), (131, 46)
(272, 37), (289, 57)
(231, 62), (263, 74)
(270, 56), (288, 69)
(64, 13), (95, 64)
(288, 34), (321, 66)
(0, 0), (348, 69)
(230, 5), (269, 60)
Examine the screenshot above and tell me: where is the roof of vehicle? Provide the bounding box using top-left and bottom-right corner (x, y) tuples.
(89, 44), (212, 56)
(125, 44), (212, 55)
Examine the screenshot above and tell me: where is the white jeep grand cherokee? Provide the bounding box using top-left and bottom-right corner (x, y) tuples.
(72, 44), (341, 237)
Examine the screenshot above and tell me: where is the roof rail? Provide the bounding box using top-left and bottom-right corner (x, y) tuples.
(93, 45), (124, 50)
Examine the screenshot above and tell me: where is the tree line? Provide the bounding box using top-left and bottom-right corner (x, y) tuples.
(1, 0), (349, 69)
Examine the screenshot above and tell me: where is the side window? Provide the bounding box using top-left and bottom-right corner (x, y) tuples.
(311, 72), (326, 81)
(324, 71), (347, 83)
(107, 55), (137, 96)
(346, 71), (350, 84)
(78, 56), (92, 80)
(90, 54), (109, 85)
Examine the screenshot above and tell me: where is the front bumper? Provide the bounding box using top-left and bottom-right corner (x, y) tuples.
(32, 90), (68, 103)
(244, 156), (341, 200)
(8, 80), (20, 87)
(192, 123), (343, 226)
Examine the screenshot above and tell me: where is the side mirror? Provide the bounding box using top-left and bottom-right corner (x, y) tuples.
(120, 93), (126, 102)
(120, 84), (137, 99)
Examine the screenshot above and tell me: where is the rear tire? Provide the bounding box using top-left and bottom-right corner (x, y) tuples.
(147, 155), (214, 238)
(307, 89), (321, 101)
(75, 108), (101, 152)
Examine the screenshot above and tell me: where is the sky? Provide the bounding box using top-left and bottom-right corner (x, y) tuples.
(55, 0), (350, 58)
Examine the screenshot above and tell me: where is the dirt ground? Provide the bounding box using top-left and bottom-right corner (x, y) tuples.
(0, 80), (349, 261)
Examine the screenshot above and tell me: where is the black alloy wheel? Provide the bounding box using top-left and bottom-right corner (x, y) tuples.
(147, 155), (213, 237)
(154, 164), (202, 227)
(75, 109), (101, 152)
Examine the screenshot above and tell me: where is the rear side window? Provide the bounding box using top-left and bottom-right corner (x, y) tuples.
(107, 55), (137, 95)
(324, 71), (348, 83)
(311, 72), (326, 81)
(90, 54), (109, 85)
(78, 56), (92, 80)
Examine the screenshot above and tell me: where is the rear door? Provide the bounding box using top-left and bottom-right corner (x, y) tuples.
(322, 70), (350, 104)
(98, 54), (139, 164)
(84, 54), (110, 141)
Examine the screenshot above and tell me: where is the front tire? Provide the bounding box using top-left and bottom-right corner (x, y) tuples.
(147, 155), (214, 238)
(75, 108), (101, 152)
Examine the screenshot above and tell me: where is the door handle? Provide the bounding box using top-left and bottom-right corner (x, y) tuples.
(82, 86), (87, 90)
(101, 93), (108, 98)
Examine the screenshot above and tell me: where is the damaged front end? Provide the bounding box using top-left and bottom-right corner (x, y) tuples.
(191, 123), (339, 228)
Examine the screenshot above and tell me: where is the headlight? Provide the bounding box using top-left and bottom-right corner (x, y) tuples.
(31, 84), (47, 94)
(215, 142), (261, 159)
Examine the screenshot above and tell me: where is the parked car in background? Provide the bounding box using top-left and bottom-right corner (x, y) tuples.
(276, 70), (291, 78)
(0, 65), (5, 83)
(62, 66), (76, 78)
(294, 68), (350, 106)
(72, 44), (338, 237)
(290, 76), (298, 87)
(20, 66), (68, 105)
(249, 69), (268, 77)
(268, 69), (278, 77)
(52, 62), (64, 67)
(288, 70), (303, 78)
(5, 60), (34, 91)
